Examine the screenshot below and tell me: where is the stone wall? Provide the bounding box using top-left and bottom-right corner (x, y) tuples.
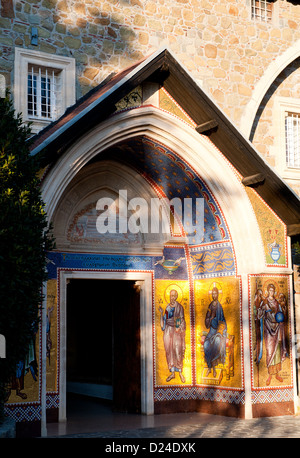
(0, 0), (299, 110)
(1, 0), (300, 192)
(251, 58), (300, 195)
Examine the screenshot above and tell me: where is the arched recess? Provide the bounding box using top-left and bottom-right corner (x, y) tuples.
(240, 39), (300, 140)
(51, 159), (173, 255)
(42, 105), (266, 275)
(42, 106), (266, 419)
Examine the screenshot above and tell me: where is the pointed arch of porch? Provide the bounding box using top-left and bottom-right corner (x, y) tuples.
(42, 105), (266, 420)
(240, 39), (300, 140)
(42, 105), (265, 275)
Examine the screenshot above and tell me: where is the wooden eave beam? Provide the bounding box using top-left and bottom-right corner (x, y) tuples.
(242, 173), (265, 187)
(196, 119), (218, 135)
(287, 224), (300, 237)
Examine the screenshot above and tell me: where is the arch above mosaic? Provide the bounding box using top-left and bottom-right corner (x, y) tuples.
(102, 136), (230, 246)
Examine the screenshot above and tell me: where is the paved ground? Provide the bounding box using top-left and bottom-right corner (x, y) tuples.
(46, 396), (300, 439)
(56, 415), (300, 438)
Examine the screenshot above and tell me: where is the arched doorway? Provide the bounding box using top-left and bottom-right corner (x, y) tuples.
(42, 108), (267, 421)
(50, 147), (170, 420)
(58, 270), (153, 421)
(42, 108), (265, 275)
(66, 278), (141, 413)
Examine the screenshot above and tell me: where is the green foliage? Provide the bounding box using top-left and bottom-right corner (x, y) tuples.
(292, 237), (300, 265)
(0, 94), (52, 419)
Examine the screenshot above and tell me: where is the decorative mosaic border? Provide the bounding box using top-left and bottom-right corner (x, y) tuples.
(190, 240), (236, 279)
(46, 393), (59, 409)
(4, 403), (41, 423)
(251, 388), (294, 404)
(154, 387), (245, 405)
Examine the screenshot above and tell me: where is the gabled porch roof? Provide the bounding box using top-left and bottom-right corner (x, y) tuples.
(29, 47), (300, 236)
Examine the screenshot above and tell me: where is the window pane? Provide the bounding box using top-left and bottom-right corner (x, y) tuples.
(27, 74), (37, 116)
(27, 66), (58, 120)
(251, 0), (272, 22)
(41, 76), (51, 118)
(286, 113), (300, 168)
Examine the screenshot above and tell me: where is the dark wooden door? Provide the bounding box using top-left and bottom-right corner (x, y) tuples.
(113, 281), (141, 413)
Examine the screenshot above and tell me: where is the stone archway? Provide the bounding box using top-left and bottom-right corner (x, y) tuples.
(240, 39), (300, 140)
(42, 106), (267, 420)
(42, 106), (265, 274)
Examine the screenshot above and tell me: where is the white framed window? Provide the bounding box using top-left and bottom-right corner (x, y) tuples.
(272, 97), (300, 180)
(285, 113), (300, 169)
(251, 0), (273, 22)
(27, 65), (60, 121)
(14, 48), (75, 134)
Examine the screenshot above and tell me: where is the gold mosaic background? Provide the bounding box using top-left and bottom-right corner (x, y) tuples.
(245, 187), (287, 266)
(155, 279), (192, 386)
(194, 277), (242, 388)
(250, 275), (292, 389)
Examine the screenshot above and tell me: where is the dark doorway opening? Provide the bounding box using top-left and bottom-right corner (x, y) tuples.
(66, 279), (141, 414)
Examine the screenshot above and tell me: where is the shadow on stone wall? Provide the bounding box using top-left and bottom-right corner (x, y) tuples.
(0, 0), (146, 97)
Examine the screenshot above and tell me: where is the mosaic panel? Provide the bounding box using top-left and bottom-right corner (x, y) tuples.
(154, 246), (188, 280)
(115, 86), (142, 112)
(4, 322), (40, 406)
(245, 187), (287, 267)
(154, 387), (245, 405)
(154, 279), (192, 386)
(159, 88), (196, 127)
(194, 277), (243, 389)
(249, 275), (293, 391)
(67, 201), (141, 247)
(118, 136), (229, 245)
(190, 242), (235, 279)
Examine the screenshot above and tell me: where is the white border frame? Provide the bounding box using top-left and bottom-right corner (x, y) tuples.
(249, 0), (279, 25)
(272, 96), (300, 181)
(58, 269), (154, 421)
(14, 48), (75, 133)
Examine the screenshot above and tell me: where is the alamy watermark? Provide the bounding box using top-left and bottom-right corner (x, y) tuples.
(95, 190), (204, 239)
